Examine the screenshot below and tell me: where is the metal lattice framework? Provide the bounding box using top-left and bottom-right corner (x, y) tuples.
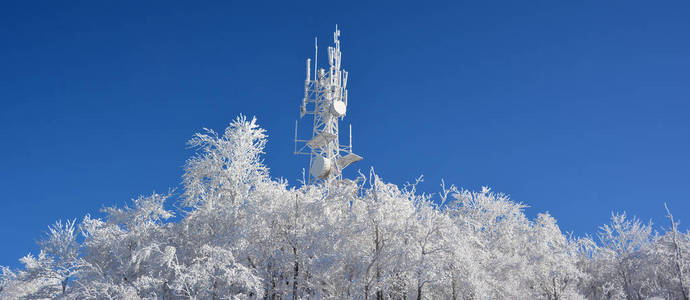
(295, 26), (362, 183)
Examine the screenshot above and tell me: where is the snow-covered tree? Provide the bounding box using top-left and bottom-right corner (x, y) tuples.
(1, 115), (686, 299)
(577, 212), (656, 300)
(648, 205), (690, 300)
(528, 213), (583, 300)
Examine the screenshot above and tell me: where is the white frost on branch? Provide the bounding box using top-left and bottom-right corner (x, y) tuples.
(1, 116), (688, 300)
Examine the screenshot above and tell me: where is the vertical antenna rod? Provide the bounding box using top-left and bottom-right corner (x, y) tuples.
(349, 124), (353, 153)
(314, 37), (318, 81)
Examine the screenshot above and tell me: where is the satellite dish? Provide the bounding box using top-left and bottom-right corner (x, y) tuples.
(330, 100), (346, 117)
(310, 156), (332, 178)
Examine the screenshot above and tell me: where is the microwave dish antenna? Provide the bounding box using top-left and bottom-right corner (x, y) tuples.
(294, 26), (362, 183)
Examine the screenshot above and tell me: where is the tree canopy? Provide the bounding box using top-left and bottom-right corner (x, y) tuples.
(2, 116), (688, 299)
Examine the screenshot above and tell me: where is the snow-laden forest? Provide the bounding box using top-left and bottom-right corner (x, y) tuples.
(1, 116), (688, 300)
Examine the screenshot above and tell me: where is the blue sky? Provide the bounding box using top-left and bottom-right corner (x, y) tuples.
(1, 1), (689, 267)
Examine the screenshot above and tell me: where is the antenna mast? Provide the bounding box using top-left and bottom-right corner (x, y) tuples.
(295, 26), (362, 183)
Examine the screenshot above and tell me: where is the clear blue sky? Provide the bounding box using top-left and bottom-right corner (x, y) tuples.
(1, 1), (689, 267)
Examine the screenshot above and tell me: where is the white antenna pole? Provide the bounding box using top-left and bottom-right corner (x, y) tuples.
(314, 37), (318, 81)
(349, 124), (353, 153)
(294, 120), (298, 154)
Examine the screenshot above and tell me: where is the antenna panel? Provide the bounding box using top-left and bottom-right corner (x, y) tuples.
(307, 132), (337, 149)
(336, 153), (363, 169)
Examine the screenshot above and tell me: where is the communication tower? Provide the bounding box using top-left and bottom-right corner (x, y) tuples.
(294, 26), (362, 183)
